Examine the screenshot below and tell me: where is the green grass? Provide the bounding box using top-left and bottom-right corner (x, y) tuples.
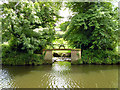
(53, 61), (71, 66)
(52, 50), (71, 53)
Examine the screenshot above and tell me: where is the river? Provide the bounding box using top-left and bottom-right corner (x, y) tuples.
(0, 62), (118, 88)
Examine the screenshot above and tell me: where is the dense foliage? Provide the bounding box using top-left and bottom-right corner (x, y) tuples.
(1, 1), (120, 65)
(2, 44), (43, 65)
(2, 0), (61, 54)
(63, 2), (119, 64)
(2, 0), (62, 65)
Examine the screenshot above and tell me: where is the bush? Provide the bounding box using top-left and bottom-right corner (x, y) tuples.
(2, 44), (43, 65)
(81, 50), (119, 64)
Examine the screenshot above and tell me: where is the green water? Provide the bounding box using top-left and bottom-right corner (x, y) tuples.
(0, 62), (118, 88)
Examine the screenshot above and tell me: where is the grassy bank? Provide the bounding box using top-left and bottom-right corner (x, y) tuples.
(2, 44), (44, 66)
(2, 52), (44, 66)
(2, 44), (120, 65)
(79, 50), (120, 65)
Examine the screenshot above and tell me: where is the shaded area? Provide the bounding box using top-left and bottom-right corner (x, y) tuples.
(52, 50), (71, 62)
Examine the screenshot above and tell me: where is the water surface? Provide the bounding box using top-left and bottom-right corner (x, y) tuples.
(0, 62), (118, 88)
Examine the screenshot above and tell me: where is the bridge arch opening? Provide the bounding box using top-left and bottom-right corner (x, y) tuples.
(52, 49), (71, 62)
(43, 49), (81, 64)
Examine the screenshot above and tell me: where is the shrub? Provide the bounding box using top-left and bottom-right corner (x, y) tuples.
(2, 44), (43, 65)
(81, 49), (119, 64)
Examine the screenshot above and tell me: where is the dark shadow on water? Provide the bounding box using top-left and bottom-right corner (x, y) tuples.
(2, 65), (52, 77)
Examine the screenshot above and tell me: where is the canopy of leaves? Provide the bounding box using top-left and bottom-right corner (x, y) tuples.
(2, 0), (62, 54)
(64, 2), (118, 52)
(60, 21), (69, 31)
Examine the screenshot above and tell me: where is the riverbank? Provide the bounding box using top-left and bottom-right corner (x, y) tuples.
(1, 61), (120, 66)
(2, 54), (120, 66)
(2, 43), (120, 66)
(2, 48), (120, 66)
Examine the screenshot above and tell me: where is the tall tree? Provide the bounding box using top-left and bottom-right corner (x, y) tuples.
(64, 2), (118, 51)
(2, 0), (62, 54)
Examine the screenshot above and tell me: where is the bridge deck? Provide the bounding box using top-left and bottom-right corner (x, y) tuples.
(43, 49), (81, 51)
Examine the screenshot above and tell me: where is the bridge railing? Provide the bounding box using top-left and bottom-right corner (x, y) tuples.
(46, 44), (72, 49)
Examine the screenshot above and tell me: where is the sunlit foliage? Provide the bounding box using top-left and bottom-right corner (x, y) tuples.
(2, 0), (62, 54)
(63, 2), (119, 64)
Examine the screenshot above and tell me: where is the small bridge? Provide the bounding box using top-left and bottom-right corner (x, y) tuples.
(43, 48), (81, 64)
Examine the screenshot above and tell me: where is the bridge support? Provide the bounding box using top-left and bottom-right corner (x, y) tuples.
(43, 49), (81, 65)
(71, 49), (81, 64)
(43, 50), (52, 64)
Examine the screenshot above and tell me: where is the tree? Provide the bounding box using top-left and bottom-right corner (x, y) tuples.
(64, 2), (118, 50)
(2, 0), (62, 54)
(63, 2), (119, 63)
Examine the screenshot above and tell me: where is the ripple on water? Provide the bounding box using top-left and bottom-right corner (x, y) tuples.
(0, 63), (118, 88)
(0, 69), (14, 89)
(44, 62), (80, 88)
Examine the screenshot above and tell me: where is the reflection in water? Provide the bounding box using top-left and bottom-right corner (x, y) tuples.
(49, 62), (73, 88)
(0, 62), (118, 89)
(0, 69), (14, 88)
